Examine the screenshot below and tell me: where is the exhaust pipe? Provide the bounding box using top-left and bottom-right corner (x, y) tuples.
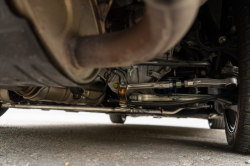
(71, 0), (204, 68)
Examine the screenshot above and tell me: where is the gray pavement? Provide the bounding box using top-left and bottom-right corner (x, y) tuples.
(0, 109), (249, 166)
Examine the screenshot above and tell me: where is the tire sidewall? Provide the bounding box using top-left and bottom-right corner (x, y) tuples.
(224, 109), (239, 146)
(0, 108), (8, 117)
(221, 0), (241, 150)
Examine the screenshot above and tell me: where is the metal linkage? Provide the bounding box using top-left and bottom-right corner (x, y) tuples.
(184, 78), (238, 89)
(126, 78), (237, 90)
(1, 103), (209, 115)
(141, 61), (210, 67)
(129, 94), (209, 102)
(128, 94), (235, 113)
(1, 104), (115, 113)
(114, 107), (185, 115)
(127, 81), (174, 90)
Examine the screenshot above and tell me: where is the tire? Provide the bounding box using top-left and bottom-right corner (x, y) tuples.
(0, 108), (8, 117)
(209, 117), (225, 129)
(109, 114), (126, 124)
(224, 0), (250, 153)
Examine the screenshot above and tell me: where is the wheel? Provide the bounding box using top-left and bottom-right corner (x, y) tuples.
(224, 0), (250, 153)
(209, 117), (225, 129)
(0, 107), (8, 117)
(109, 114), (126, 124)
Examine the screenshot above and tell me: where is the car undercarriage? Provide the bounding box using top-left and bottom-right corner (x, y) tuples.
(0, 0), (249, 153)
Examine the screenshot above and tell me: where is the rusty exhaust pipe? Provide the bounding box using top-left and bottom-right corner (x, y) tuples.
(71, 0), (203, 68)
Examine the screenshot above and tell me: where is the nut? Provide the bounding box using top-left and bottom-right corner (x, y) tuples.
(176, 80), (182, 88)
(169, 81), (174, 88)
(184, 80), (188, 88)
(129, 95), (138, 101)
(120, 81), (126, 87)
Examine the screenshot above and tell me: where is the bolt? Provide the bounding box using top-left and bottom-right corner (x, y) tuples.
(120, 104), (127, 108)
(105, 20), (112, 29)
(113, 83), (119, 89)
(104, 72), (109, 79)
(233, 67), (239, 72)
(120, 81), (126, 86)
(73, 94), (81, 99)
(201, 70), (206, 76)
(219, 36), (227, 45)
(226, 61), (233, 67)
(165, 66), (170, 71)
(172, 97), (177, 101)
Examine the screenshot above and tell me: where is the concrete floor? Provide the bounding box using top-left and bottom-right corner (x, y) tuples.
(0, 109), (249, 166)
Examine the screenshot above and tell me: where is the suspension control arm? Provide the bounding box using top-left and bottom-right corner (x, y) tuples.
(184, 78), (237, 89)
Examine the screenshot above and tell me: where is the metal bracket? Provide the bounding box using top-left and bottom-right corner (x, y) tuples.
(148, 70), (161, 79)
(215, 98), (238, 113)
(225, 105), (238, 113)
(127, 65), (138, 82)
